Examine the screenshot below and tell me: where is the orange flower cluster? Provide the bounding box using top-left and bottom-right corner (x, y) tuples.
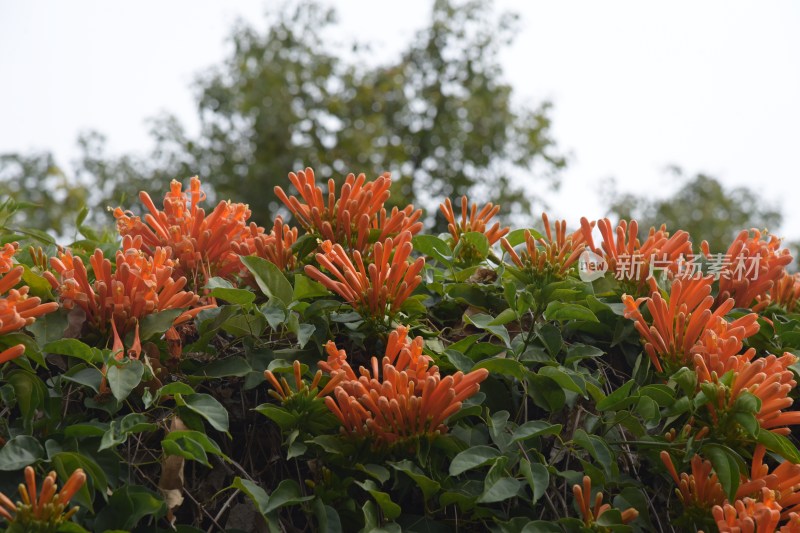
(696, 352), (800, 436)
(318, 326), (488, 447)
(663, 446), (800, 531)
(0, 466), (86, 527)
(440, 196), (509, 246)
(232, 216), (299, 272)
(274, 168), (422, 253)
(622, 276), (758, 372)
(701, 230), (792, 312)
(45, 235), (201, 345)
(264, 360), (343, 402)
(661, 452), (764, 512)
(572, 475), (639, 526)
(501, 213), (587, 281)
(580, 217), (692, 287)
(1, 243), (59, 364)
(114, 176), (258, 287)
(713, 488), (786, 533)
(748, 445), (800, 519)
(304, 231), (424, 321)
(769, 272), (800, 313)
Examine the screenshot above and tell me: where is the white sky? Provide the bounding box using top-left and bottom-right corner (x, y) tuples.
(1, 1), (799, 241)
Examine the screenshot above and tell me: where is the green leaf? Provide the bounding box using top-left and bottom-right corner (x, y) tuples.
(537, 367), (584, 394)
(477, 476), (521, 504)
(473, 358), (525, 380)
(638, 384), (675, 406)
(5, 370), (46, 430)
(209, 287), (255, 305)
(163, 436), (210, 466)
(511, 421), (562, 443)
(537, 324), (563, 357)
(20, 264), (54, 299)
(454, 231), (490, 260)
(93, 485), (166, 531)
(64, 422), (108, 438)
(565, 344), (604, 364)
(241, 256), (293, 305)
(412, 234), (453, 265)
(596, 380), (636, 411)
(573, 429), (618, 478)
(527, 374), (566, 412)
(703, 444), (741, 502)
(489, 308), (518, 326)
(734, 391), (761, 415)
(194, 356), (252, 378)
(162, 430), (225, 467)
(139, 309), (184, 341)
(177, 393), (229, 433)
(255, 404), (297, 430)
(43, 338), (98, 363)
(61, 365), (103, 394)
(107, 359), (145, 402)
(355, 480), (401, 521)
(51, 451), (108, 513)
(443, 349), (474, 373)
(293, 273), (332, 300)
(757, 429), (800, 464)
(157, 382), (195, 397)
(263, 479), (314, 514)
(0, 435), (44, 470)
(449, 446), (501, 476)
(543, 301), (599, 323)
(463, 312), (510, 347)
(357, 464), (391, 484)
(205, 276), (235, 290)
(505, 228), (542, 247)
(232, 477), (270, 515)
(99, 413), (156, 452)
(519, 459), (549, 503)
(389, 460), (441, 501)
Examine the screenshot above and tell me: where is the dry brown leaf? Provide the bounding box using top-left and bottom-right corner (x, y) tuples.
(159, 416), (187, 523)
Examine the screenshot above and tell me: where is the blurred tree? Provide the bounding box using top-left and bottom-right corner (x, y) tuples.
(0, 152), (90, 239)
(0, 0), (565, 233)
(607, 167), (783, 251)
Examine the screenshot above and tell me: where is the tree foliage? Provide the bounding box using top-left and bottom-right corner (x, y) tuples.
(0, 0), (565, 233)
(607, 168), (783, 252)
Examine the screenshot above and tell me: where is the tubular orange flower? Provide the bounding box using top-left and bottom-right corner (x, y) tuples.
(713, 488), (783, 533)
(693, 351), (800, 434)
(748, 445), (800, 520)
(660, 451), (766, 514)
(501, 213), (587, 280)
(319, 326), (488, 448)
(114, 176), (256, 288)
(580, 217), (692, 288)
(440, 196), (509, 246)
(623, 276), (758, 372)
(0, 243), (59, 364)
(45, 235), (203, 346)
(691, 314), (759, 380)
(572, 475), (639, 526)
(304, 231), (424, 321)
(274, 167), (422, 253)
(264, 360), (346, 402)
(702, 229), (792, 312)
(769, 272), (800, 313)
(714, 353), (800, 435)
(0, 466), (86, 528)
(0, 242), (17, 273)
(232, 216), (299, 272)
